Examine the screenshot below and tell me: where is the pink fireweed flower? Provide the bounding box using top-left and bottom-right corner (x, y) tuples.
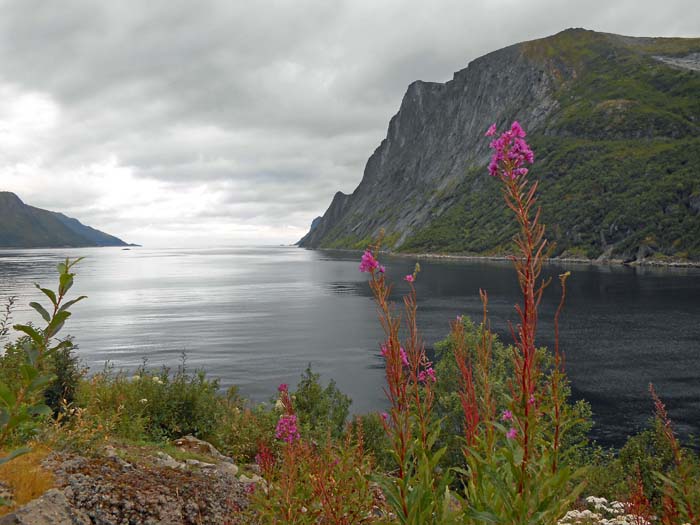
(506, 427), (518, 439)
(404, 274), (414, 283)
(381, 344), (408, 366)
(399, 347), (409, 367)
(418, 367), (437, 383)
(359, 249), (380, 273)
(485, 123), (497, 137)
(378, 265), (386, 274)
(487, 121), (534, 179)
(501, 409), (513, 422)
(277, 383), (288, 393)
(380, 412), (389, 422)
(275, 414), (300, 444)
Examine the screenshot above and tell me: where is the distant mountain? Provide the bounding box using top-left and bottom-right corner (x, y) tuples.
(0, 192), (131, 248)
(299, 29), (700, 263)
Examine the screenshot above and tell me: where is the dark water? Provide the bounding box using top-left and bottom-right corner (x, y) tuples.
(0, 246), (698, 447)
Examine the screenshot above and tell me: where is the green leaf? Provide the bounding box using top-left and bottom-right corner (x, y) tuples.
(58, 273), (73, 296)
(22, 342), (39, 366)
(465, 509), (501, 524)
(45, 310), (71, 338)
(28, 373), (55, 393)
(58, 295), (87, 313)
(66, 257), (85, 271)
(0, 381), (16, 408)
(29, 302), (51, 323)
(13, 324), (44, 347)
(35, 284), (57, 306)
(49, 340), (74, 353)
(19, 363), (39, 383)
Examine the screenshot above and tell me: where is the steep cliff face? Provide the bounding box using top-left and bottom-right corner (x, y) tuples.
(300, 39), (560, 249)
(299, 29), (700, 262)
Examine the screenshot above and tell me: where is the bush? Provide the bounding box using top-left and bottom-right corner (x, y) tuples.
(43, 339), (86, 417)
(1, 257), (85, 467)
(432, 317), (594, 475)
(78, 360), (226, 442)
(0, 337), (85, 419)
(348, 412), (393, 471)
(292, 365), (351, 440)
(214, 391), (278, 463)
(249, 385), (376, 524)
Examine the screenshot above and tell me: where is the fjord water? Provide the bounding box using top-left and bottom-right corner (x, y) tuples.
(0, 246), (698, 447)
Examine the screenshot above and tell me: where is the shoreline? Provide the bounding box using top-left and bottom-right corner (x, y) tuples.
(312, 247), (700, 269)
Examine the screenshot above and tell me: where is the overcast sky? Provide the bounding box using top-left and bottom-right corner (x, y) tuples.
(0, 0), (696, 247)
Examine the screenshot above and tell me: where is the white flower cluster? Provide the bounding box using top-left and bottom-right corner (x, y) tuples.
(558, 496), (652, 525)
(131, 374), (164, 385)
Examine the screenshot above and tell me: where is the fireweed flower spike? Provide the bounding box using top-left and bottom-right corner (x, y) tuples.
(487, 121), (534, 179)
(418, 367), (437, 383)
(506, 428), (518, 440)
(359, 249), (380, 273)
(501, 409), (513, 422)
(404, 274), (414, 283)
(275, 414), (300, 444)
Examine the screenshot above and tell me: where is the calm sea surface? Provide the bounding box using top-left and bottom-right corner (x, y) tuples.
(0, 246), (698, 447)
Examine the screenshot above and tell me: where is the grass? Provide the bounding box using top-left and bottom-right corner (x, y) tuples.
(0, 447), (55, 516)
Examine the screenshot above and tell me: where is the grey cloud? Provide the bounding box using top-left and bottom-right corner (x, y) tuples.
(0, 0), (697, 246)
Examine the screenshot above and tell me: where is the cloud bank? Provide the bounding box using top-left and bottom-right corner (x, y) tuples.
(0, 0), (696, 246)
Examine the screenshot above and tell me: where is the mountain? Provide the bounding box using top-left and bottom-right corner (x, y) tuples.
(298, 29), (700, 263)
(0, 192), (131, 248)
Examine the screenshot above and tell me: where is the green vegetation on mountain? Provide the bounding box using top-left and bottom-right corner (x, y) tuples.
(402, 137), (700, 260)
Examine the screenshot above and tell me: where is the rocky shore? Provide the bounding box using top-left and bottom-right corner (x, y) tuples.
(0, 437), (262, 525)
(315, 247), (700, 269)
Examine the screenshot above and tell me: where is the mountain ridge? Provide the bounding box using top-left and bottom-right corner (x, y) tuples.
(298, 28), (700, 263)
(0, 191), (132, 248)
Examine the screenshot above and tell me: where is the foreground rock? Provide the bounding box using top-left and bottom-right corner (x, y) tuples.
(46, 452), (253, 525)
(0, 438), (262, 525)
(0, 489), (90, 525)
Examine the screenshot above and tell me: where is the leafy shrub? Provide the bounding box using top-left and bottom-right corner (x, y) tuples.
(43, 339), (86, 417)
(292, 365), (351, 440)
(214, 393), (278, 463)
(78, 361), (226, 442)
(432, 317), (594, 476)
(348, 412), (393, 471)
(1, 257), (85, 468)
